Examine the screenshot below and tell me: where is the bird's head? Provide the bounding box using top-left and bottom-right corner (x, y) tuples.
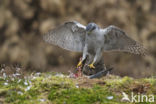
(86, 23), (98, 34)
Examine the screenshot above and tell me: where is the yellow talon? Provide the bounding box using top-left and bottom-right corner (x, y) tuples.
(88, 63), (95, 69)
(77, 60), (82, 68)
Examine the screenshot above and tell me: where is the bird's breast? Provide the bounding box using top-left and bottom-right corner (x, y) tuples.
(86, 33), (104, 54)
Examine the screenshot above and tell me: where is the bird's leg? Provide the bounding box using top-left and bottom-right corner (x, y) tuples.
(88, 61), (95, 69)
(77, 58), (83, 68)
(88, 48), (102, 69)
(77, 45), (88, 68)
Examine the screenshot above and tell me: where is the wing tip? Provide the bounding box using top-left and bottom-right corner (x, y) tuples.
(140, 48), (148, 56)
(134, 45), (148, 56)
(43, 33), (49, 42)
(43, 32), (54, 44)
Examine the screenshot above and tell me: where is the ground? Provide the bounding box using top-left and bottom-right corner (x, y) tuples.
(0, 68), (155, 104)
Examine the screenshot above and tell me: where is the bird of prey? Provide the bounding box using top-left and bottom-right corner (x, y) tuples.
(43, 21), (146, 69)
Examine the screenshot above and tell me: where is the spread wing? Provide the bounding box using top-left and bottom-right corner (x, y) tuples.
(102, 25), (146, 55)
(43, 21), (86, 52)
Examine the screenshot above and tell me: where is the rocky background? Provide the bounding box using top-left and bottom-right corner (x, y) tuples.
(0, 0), (155, 78)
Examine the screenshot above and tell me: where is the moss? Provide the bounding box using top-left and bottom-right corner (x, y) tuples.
(48, 85), (120, 104)
(0, 73), (155, 104)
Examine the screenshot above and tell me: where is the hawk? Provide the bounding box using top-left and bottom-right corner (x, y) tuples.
(43, 21), (146, 69)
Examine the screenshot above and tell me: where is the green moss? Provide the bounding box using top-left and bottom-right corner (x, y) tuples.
(143, 77), (156, 86)
(48, 85), (120, 104)
(0, 74), (155, 104)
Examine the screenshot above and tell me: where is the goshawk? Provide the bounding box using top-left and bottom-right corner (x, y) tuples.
(43, 21), (146, 69)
